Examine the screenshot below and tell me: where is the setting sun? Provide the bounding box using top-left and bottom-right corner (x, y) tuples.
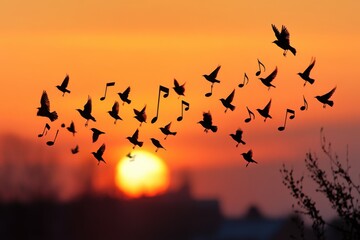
(115, 150), (170, 198)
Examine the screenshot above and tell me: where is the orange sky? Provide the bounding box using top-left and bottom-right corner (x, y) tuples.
(1, 0), (360, 218)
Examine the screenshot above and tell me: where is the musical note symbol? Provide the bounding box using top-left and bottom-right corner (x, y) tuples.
(238, 73), (249, 88)
(300, 95), (308, 111)
(244, 107), (255, 123)
(255, 58), (266, 76)
(205, 85), (213, 97)
(177, 100), (190, 121)
(38, 123), (50, 137)
(151, 85), (170, 124)
(100, 82), (116, 101)
(278, 109), (295, 131)
(46, 129), (59, 146)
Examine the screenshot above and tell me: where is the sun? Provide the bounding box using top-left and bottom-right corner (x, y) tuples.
(115, 150), (170, 198)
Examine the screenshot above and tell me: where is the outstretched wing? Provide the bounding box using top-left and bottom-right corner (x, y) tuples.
(97, 143), (106, 156)
(112, 101), (119, 113)
(40, 91), (50, 111)
(122, 86), (131, 98)
(61, 74), (69, 88)
(303, 58), (316, 76)
(236, 129), (243, 137)
(174, 79), (180, 88)
(165, 122), (172, 130)
(226, 89), (235, 103)
(84, 96), (92, 113)
(132, 129), (139, 139)
(266, 67), (278, 82)
(264, 99), (272, 113)
(321, 86), (337, 100)
(280, 25), (290, 44)
(271, 24), (281, 40)
(247, 149), (253, 158)
(209, 65), (221, 78)
(203, 111), (212, 124)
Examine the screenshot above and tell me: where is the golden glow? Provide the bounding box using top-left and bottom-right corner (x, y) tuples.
(115, 150), (169, 198)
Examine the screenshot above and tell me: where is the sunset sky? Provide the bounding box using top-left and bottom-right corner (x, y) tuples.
(1, 0), (360, 219)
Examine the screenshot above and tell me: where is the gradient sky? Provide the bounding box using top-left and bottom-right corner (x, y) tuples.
(1, 0), (360, 219)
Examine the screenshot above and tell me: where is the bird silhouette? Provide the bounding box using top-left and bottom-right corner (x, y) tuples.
(259, 67), (277, 90)
(241, 149), (258, 167)
(118, 86), (131, 105)
(230, 129), (246, 147)
(91, 128), (105, 143)
(198, 111), (218, 133)
(151, 138), (166, 152)
(173, 79), (185, 97)
(271, 24), (296, 56)
(203, 65), (221, 96)
(56, 74), (71, 96)
(298, 58), (316, 86)
(66, 121), (76, 136)
(71, 145), (79, 154)
(160, 122), (177, 139)
(127, 129), (143, 149)
(220, 89), (236, 113)
(76, 96), (96, 127)
(126, 152), (136, 161)
(315, 86), (336, 108)
(257, 99), (272, 122)
(108, 101), (122, 124)
(133, 105), (147, 126)
(37, 91), (58, 122)
(92, 143), (106, 165)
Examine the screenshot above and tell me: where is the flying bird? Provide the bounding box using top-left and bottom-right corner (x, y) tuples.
(220, 89), (236, 113)
(66, 121), (76, 136)
(298, 58), (316, 86)
(91, 128), (105, 143)
(126, 152), (136, 161)
(118, 86), (131, 105)
(230, 129), (246, 147)
(257, 99), (272, 122)
(160, 122), (177, 139)
(133, 105), (147, 126)
(203, 65), (221, 96)
(127, 129), (143, 149)
(173, 79), (185, 97)
(108, 101), (122, 124)
(92, 143), (106, 165)
(198, 111), (218, 133)
(241, 149), (258, 167)
(56, 74), (71, 96)
(150, 138), (166, 152)
(37, 91), (58, 122)
(272, 24), (296, 56)
(259, 67), (277, 90)
(76, 96), (96, 127)
(315, 86), (336, 108)
(71, 145), (79, 154)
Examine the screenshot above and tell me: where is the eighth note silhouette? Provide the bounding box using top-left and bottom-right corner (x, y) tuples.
(151, 85), (169, 124)
(255, 59), (266, 76)
(38, 123), (51, 137)
(278, 109), (295, 131)
(177, 100), (190, 121)
(238, 73), (249, 88)
(300, 95), (308, 111)
(46, 129), (59, 146)
(244, 107), (255, 123)
(203, 65), (221, 97)
(100, 82), (115, 101)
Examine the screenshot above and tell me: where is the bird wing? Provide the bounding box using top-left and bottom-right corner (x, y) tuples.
(61, 75), (69, 88)
(236, 129), (243, 137)
(112, 101), (119, 113)
(140, 105), (146, 114)
(123, 86), (131, 98)
(132, 129), (139, 139)
(271, 24), (281, 40)
(321, 86), (337, 100)
(174, 79), (180, 88)
(248, 149), (253, 158)
(266, 67), (278, 82)
(280, 25), (290, 44)
(203, 111), (212, 124)
(97, 143), (106, 156)
(69, 121), (75, 131)
(165, 122), (172, 130)
(264, 99), (272, 113)
(226, 89), (235, 103)
(84, 96), (92, 113)
(40, 91), (51, 111)
(209, 65), (221, 78)
(303, 58), (316, 76)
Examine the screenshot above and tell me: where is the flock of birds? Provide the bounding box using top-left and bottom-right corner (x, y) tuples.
(36, 24), (336, 167)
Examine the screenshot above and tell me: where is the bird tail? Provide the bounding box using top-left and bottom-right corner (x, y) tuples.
(171, 132), (177, 136)
(328, 101), (334, 107)
(240, 140), (246, 145)
(253, 160), (258, 164)
(210, 125), (218, 133)
(308, 78), (315, 85)
(229, 105), (235, 111)
(289, 46), (296, 56)
(214, 79), (220, 83)
(126, 99), (131, 104)
(138, 141), (144, 147)
(91, 116), (96, 122)
(66, 89), (71, 93)
(49, 111), (58, 122)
